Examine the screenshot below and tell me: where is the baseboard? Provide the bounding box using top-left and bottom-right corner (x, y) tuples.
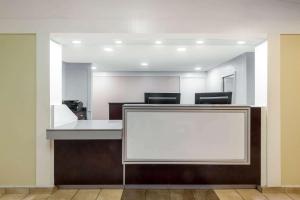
(124, 184), (258, 189)
(58, 185), (124, 189)
(261, 186), (300, 193)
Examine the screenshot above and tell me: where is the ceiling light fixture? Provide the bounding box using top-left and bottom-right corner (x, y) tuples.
(115, 40), (123, 44)
(155, 40), (163, 45)
(196, 40), (204, 44)
(91, 66), (97, 70)
(177, 47), (187, 52)
(103, 47), (114, 52)
(140, 62), (149, 66)
(194, 67), (202, 71)
(72, 40), (82, 44)
(237, 41), (246, 45)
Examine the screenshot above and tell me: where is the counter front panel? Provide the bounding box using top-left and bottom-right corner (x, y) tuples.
(125, 107), (261, 185)
(123, 105), (250, 165)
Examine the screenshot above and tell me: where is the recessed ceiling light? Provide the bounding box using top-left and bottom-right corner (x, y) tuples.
(72, 40), (82, 44)
(237, 41), (246, 45)
(91, 66), (97, 70)
(177, 47), (187, 52)
(104, 47), (114, 52)
(115, 40), (123, 44)
(140, 62), (149, 66)
(196, 40), (204, 44)
(194, 67), (202, 71)
(155, 40), (163, 45)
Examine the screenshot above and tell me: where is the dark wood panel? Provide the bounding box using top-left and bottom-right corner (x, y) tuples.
(54, 140), (123, 185)
(125, 107), (261, 185)
(109, 102), (144, 120)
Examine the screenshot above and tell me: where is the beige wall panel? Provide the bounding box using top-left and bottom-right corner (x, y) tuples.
(281, 34), (300, 185)
(0, 34), (36, 185)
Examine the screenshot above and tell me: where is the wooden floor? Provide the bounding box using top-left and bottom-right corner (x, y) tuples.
(0, 189), (299, 200)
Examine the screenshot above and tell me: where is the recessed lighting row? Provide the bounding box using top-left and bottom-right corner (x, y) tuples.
(103, 47), (114, 52)
(72, 40), (82, 44)
(72, 40), (123, 44)
(72, 39), (247, 46)
(102, 47), (189, 53)
(154, 40), (204, 45)
(237, 41), (246, 45)
(140, 62), (149, 67)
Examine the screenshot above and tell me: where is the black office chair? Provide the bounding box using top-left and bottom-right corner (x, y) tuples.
(144, 93), (181, 104)
(195, 92), (232, 104)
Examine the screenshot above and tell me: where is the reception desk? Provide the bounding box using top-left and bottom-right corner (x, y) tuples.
(47, 105), (261, 187)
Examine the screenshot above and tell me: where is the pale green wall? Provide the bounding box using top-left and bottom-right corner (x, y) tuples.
(0, 34), (36, 185)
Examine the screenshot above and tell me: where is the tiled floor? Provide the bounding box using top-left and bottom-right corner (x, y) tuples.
(0, 189), (299, 200)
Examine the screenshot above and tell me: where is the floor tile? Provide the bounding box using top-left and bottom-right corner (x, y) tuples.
(0, 194), (28, 200)
(97, 189), (123, 200)
(121, 189), (145, 200)
(237, 189), (267, 200)
(73, 189), (100, 200)
(47, 189), (78, 200)
(146, 190), (170, 200)
(263, 192), (292, 200)
(214, 190), (243, 200)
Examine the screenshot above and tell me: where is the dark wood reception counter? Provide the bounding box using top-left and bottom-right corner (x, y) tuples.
(47, 105), (261, 188)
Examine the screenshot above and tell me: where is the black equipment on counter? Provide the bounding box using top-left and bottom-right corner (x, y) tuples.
(63, 100), (87, 120)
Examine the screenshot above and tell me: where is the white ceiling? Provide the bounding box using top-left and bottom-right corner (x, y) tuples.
(52, 34), (264, 71)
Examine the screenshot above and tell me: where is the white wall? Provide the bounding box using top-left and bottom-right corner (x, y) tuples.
(62, 62), (92, 118)
(92, 72), (207, 119)
(255, 42), (268, 106)
(266, 34), (281, 186)
(50, 40), (62, 105)
(206, 52), (255, 105)
(92, 75), (180, 119)
(36, 33), (53, 187)
(180, 76), (206, 104)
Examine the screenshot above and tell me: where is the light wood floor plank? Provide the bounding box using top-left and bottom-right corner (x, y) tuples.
(263, 192), (292, 200)
(72, 189), (100, 200)
(194, 190), (219, 200)
(146, 190), (170, 200)
(121, 189), (145, 200)
(0, 189), (5, 197)
(237, 189), (267, 200)
(286, 192), (300, 200)
(97, 189), (123, 200)
(47, 189), (78, 200)
(214, 190), (243, 200)
(5, 189), (29, 195)
(0, 194), (28, 200)
(22, 194), (51, 200)
(170, 190), (195, 200)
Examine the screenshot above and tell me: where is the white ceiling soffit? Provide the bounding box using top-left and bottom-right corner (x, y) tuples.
(52, 33), (265, 72)
(2, 0), (300, 33)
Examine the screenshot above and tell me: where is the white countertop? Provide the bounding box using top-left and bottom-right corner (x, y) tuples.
(46, 120), (122, 140)
(48, 120), (122, 131)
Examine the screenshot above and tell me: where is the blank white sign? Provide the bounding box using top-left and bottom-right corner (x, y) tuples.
(124, 107), (250, 164)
